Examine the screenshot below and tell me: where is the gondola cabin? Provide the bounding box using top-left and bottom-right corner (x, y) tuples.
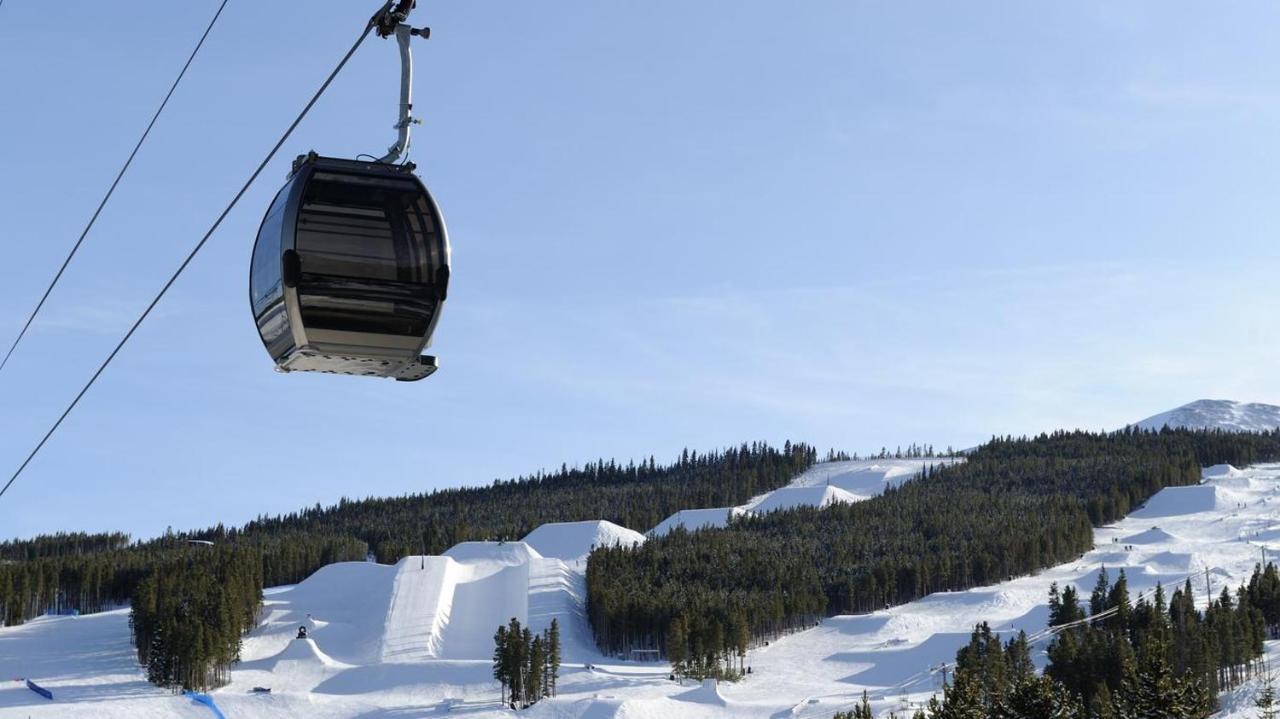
(250, 153), (449, 381)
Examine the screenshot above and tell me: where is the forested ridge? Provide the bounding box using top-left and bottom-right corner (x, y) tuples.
(238, 441), (815, 561)
(585, 428), (1280, 665)
(0, 441), (813, 627)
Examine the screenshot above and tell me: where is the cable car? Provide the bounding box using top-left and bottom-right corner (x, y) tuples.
(250, 1), (448, 381)
(250, 153), (449, 381)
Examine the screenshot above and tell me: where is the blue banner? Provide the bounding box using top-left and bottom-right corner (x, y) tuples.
(184, 690), (228, 719)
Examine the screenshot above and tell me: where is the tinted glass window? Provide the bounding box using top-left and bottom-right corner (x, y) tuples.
(295, 172), (443, 282)
(294, 171), (444, 337)
(250, 188), (288, 315)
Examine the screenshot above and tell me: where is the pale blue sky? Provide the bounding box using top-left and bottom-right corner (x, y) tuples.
(1, 2), (1278, 539)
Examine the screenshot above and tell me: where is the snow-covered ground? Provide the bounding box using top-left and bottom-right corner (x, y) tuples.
(5, 461), (1280, 718)
(650, 458), (957, 536)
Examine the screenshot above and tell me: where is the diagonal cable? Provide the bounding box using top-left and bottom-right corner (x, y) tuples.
(0, 0), (229, 374)
(0, 19), (377, 501)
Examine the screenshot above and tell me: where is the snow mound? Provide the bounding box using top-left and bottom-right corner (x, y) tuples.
(1145, 551), (1195, 573)
(673, 678), (728, 707)
(748, 485), (860, 513)
(1205, 464), (1244, 478)
(1131, 485), (1223, 518)
(1134, 400), (1280, 433)
(1121, 526), (1179, 544)
(649, 507), (742, 536)
(270, 561), (397, 665)
(522, 520), (646, 561)
(271, 637), (345, 669)
(443, 541), (542, 565)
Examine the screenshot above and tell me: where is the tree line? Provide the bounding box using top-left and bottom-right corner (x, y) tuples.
(239, 441), (816, 563)
(0, 532), (366, 627)
(0, 531), (131, 560)
(492, 617), (561, 708)
(586, 428), (1280, 660)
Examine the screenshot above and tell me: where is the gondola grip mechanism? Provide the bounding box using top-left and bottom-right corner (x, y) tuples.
(378, 22), (417, 163)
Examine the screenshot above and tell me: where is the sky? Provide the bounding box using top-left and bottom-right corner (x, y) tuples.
(1, 1), (1279, 540)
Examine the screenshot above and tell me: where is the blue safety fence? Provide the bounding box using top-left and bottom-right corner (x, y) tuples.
(25, 679), (53, 700)
(184, 690), (227, 719)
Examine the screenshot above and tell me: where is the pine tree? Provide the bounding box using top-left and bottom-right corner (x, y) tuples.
(1106, 570), (1133, 636)
(1090, 567), (1111, 619)
(529, 636), (545, 705)
(506, 618), (524, 706)
(845, 690), (873, 719)
(1119, 628), (1187, 719)
(1006, 630), (1035, 683)
(520, 626), (534, 706)
(937, 669), (986, 719)
(1259, 668), (1278, 719)
(493, 625), (509, 704)
(666, 615), (688, 681)
(547, 618), (561, 697)
(1088, 683), (1117, 719)
(1007, 674), (1081, 719)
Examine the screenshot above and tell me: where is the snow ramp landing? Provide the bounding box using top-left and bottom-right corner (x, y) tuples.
(260, 561), (397, 665)
(746, 485), (859, 513)
(271, 637), (345, 669)
(788, 458), (960, 498)
(377, 543), (543, 662)
(267, 637), (350, 691)
(528, 557), (599, 662)
(650, 507), (743, 537)
(1122, 526), (1179, 545)
(1131, 485), (1229, 518)
(379, 556), (464, 663)
(522, 520), (646, 561)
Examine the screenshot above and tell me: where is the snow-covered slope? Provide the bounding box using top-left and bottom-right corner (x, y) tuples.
(649, 506), (744, 536)
(9, 461), (1280, 718)
(745, 484), (860, 513)
(786, 459), (951, 497)
(522, 520), (645, 561)
(651, 458), (957, 536)
(1135, 399), (1280, 433)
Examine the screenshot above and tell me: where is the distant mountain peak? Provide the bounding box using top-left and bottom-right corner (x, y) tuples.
(1134, 399), (1280, 432)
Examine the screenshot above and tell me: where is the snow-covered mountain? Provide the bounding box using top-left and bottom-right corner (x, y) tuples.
(1134, 399), (1280, 433)
(7, 461), (1280, 718)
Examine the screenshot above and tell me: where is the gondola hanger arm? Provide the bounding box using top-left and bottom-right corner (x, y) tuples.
(371, 0), (430, 164)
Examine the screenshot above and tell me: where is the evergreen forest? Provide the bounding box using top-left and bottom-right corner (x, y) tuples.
(904, 561), (1280, 718)
(586, 429), (1280, 660)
